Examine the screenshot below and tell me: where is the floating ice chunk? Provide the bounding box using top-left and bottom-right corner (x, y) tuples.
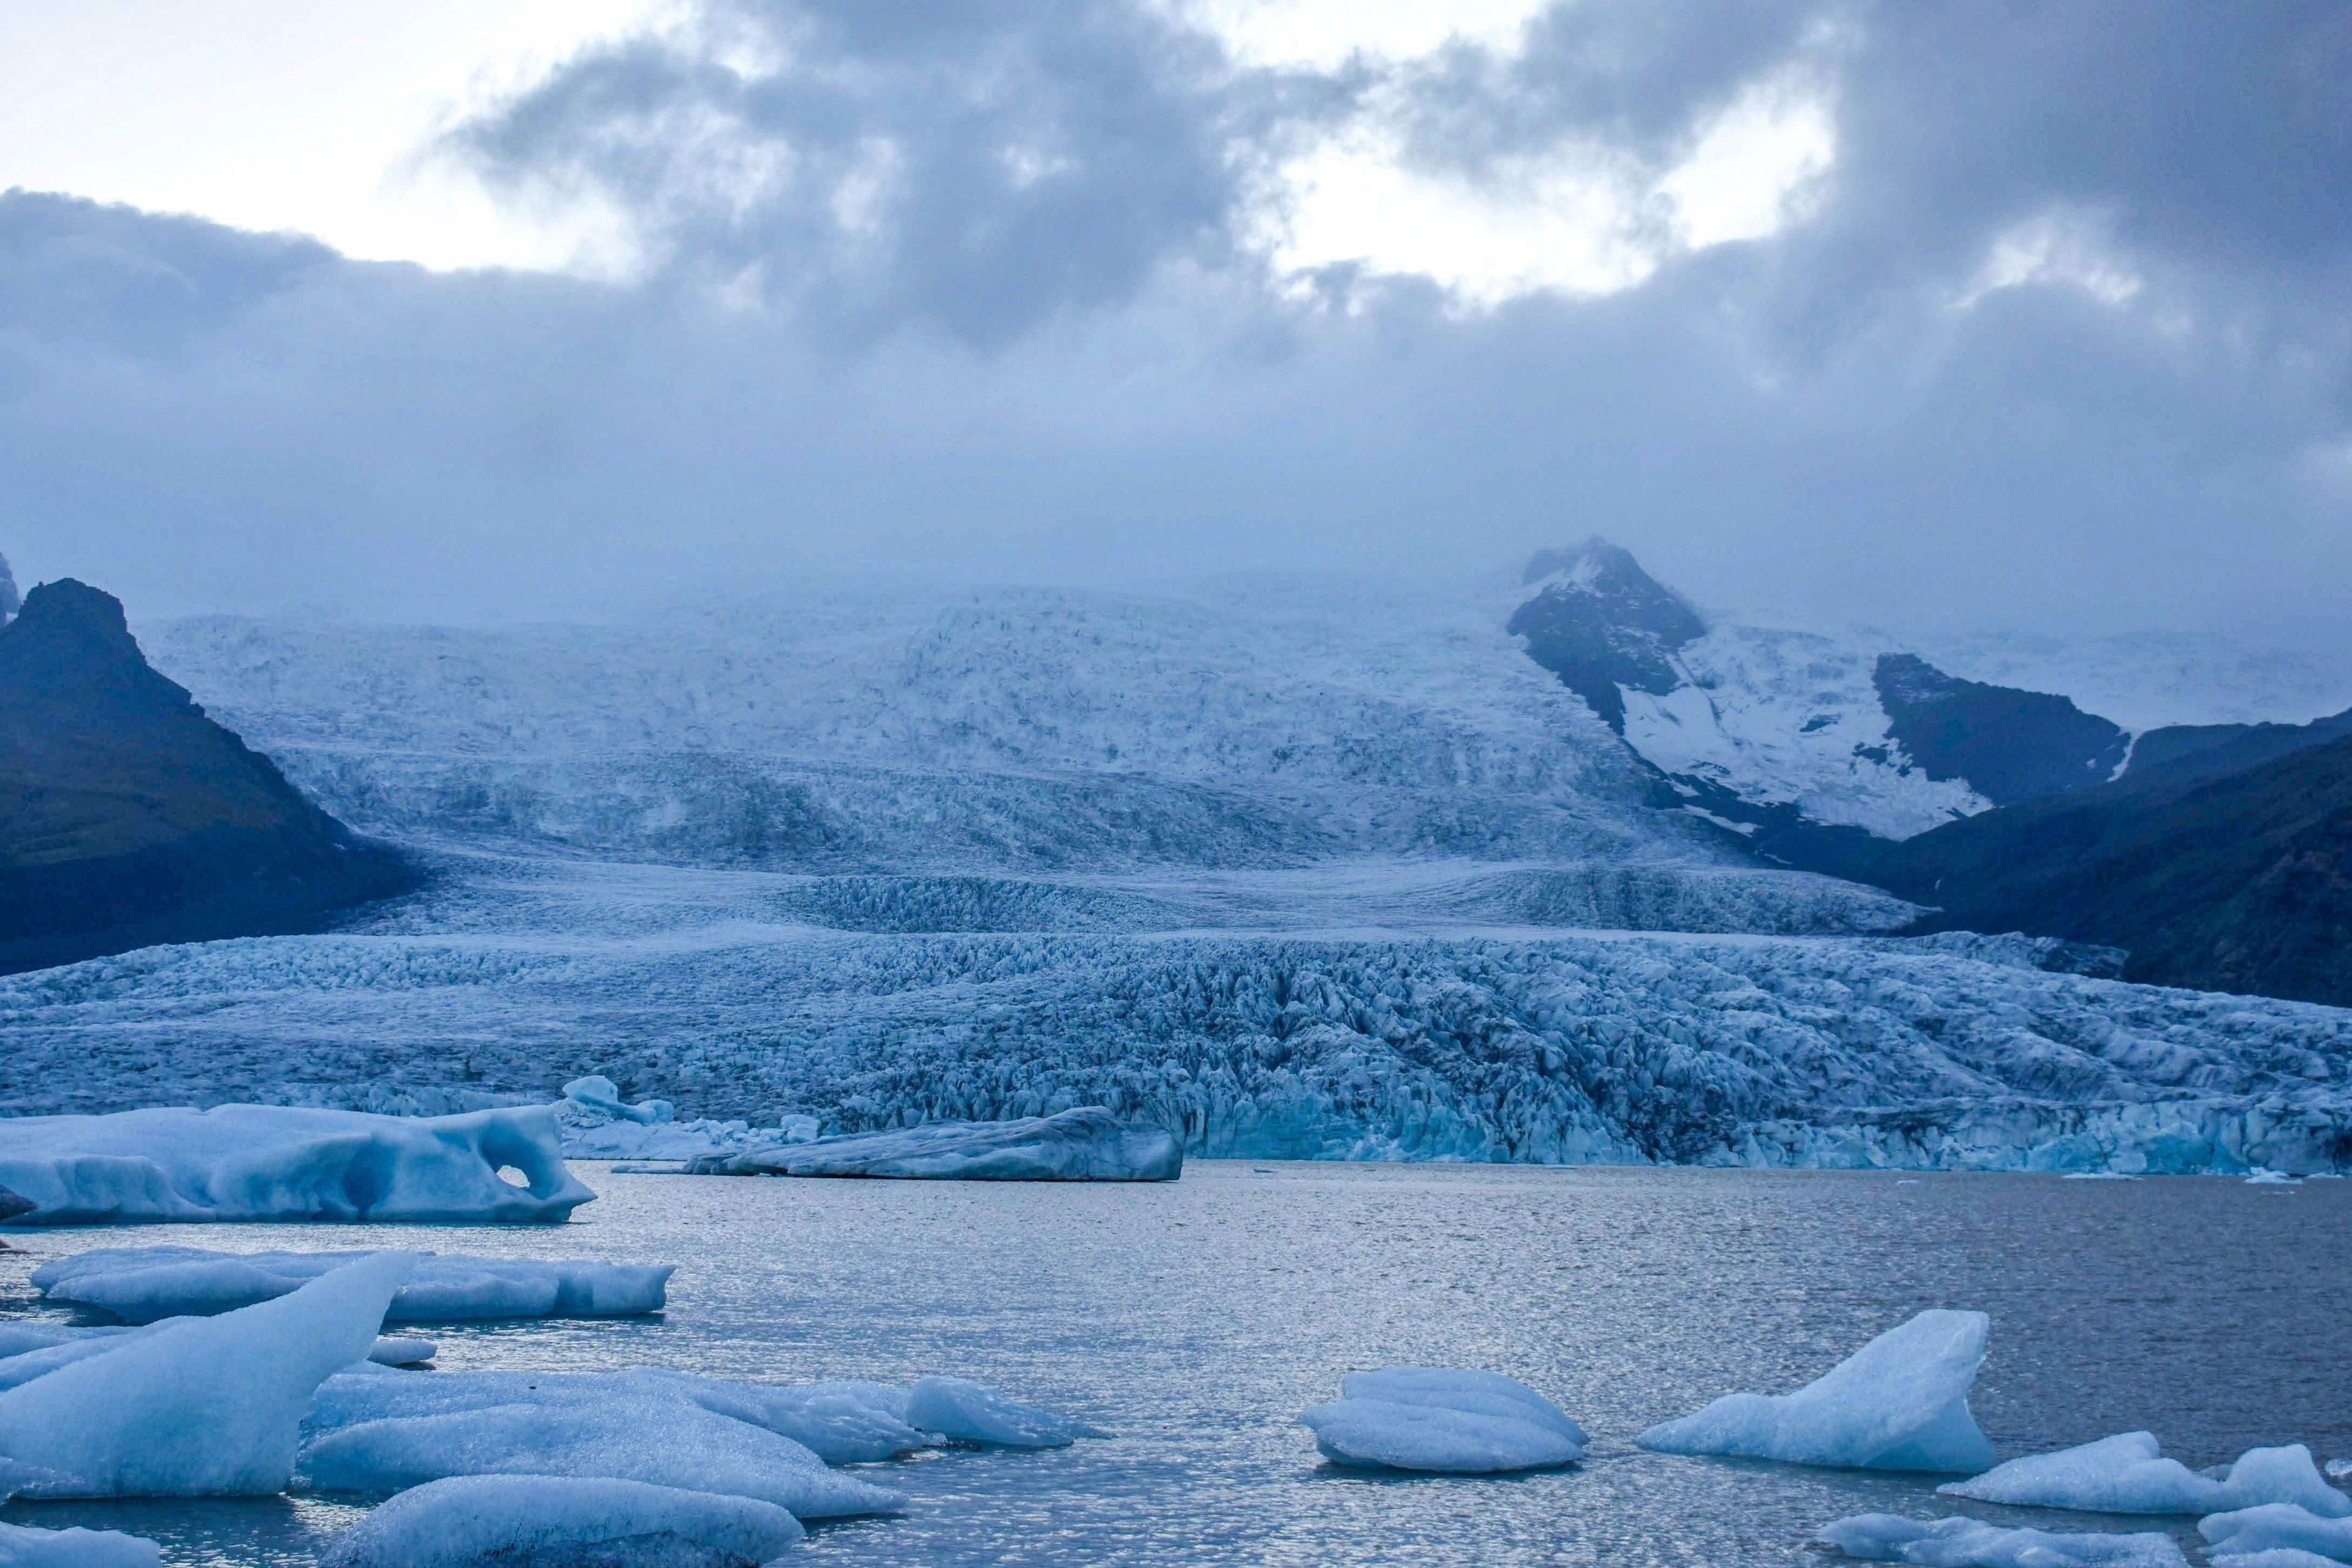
(2331, 1460), (2352, 1482)
(33, 1248), (669, 1324)
(688, 1106), (1182, 1182)
(298, 1368), (906, 1519)
(560, 1077), (674, 1126)
(2246, 1169), (2304, 1186)
(0, 1107), (591, 1224)
(1638, 1310), (1997, 1472)
(2201, 1504), (2352, 1561)
(1297, 1367), (1585, 1474)
(1941, 1435), (2351, 1516)
(2208, 1551), (2352, 1568)
(0, 1521), (161, 1568)
(0, 1252), (410, 1496)
(1818, 1513), (2188, 1566)
(318, 1475), (804, 1568)
(616, 1371), (932, 1463)
(369, 1336), (435, 1366)
(902, 1375), (1104, 1447)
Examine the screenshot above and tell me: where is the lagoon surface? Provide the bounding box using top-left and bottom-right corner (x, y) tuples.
(4, 1163), (2346, 1567)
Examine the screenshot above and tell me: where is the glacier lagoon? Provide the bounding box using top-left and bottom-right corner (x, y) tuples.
(3, 1163), (2346, 1567)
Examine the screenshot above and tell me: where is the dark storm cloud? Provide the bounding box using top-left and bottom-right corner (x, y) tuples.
(451, 0), (1251, 344)
(1, 1), (2349, 639)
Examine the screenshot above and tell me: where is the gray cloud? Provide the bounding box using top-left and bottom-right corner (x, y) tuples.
(1, 1), (2349, 649)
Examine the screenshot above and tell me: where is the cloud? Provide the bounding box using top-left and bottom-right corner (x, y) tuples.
(1, 0), (2348, 650)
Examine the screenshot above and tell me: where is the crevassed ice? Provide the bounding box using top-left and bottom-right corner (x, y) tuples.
(0, 1106), (592, 1226)
(0, 1253), (411, 1496)
(1940, 1434), (2351, 1516)
(1638, 1310), (1997, 1473)
(317, 1476), (805, 1568)
(32, 1248), (670, 1324)
(691, 1107), (1183, 1182)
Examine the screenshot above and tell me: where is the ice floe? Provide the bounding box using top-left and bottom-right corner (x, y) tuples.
(1940, 1434), (2351, 1516)
(0, 1252), (410, 1496)
(2207, 1550), (2352, 1568)
(296, 1363), (1088, 1517)
(688, 1106), (1183, 1182)
(318, 1475), (806, 1568)
(1637, 1310), (1997, 1472)
(2201, 1504), (2352, 1562)
(32, 1248), (671, 1324)
(0, 1522), (161, 1568)
(1818, 1513), (2188, 1566)
(0, 1106), (591, 1225)
(1298, 1367), (1586, 1474)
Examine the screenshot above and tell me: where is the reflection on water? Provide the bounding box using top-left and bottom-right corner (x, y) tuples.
(3, 1164), (2345, 1566)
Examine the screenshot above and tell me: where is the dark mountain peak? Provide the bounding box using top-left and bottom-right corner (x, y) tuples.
(1508, 539), (1705, 732)
(0, 551), (17, 622)
(0, 578), (199, 719)
(1871, 653), (2128, 805)
(0, 576), (413, 974)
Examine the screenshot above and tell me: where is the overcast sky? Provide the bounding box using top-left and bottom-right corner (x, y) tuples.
(4, 0), (2350, 635)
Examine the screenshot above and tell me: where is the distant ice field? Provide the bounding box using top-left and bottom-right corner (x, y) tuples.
(3, 1164), (2345, 1566)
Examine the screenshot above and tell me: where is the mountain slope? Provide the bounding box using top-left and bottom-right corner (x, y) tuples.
(1848, 731), (2352, 1004)
(0, 579), (415, 973)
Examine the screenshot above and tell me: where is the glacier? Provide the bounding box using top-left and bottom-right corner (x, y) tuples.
(317, 1476), (806, 1568)
(689, 1106), (1183, 1180)
(31, 1248), (671, 1324)
(1637, 1310), (1997, 1472)
(0, 578), (2326, 1176)
(0, 1105), (591, 1224)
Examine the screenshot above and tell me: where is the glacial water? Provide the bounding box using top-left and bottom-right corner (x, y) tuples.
(2, 1163), (2346, 1566)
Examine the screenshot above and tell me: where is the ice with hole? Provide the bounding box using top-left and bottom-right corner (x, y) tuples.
(1297, 1367), (1586, 1474)
(1637, 1310), (1997, 1472)
(32, 1248), (671, 1324)
(2201, 1505), (2352, 1562)
(0, 1106), (591, 1225)
(298, 1364), (1093, 1517)
(0, 1252), (410, 1496)
(317, 1476), (806, 1568)
(0, 1522), (161, 1568)
(1818, 1513), (2189, 1566)
(688, 1106), (1183, 1182)
(1940, 1434), (2351, 1516)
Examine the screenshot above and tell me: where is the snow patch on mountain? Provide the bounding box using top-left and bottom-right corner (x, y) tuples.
(1620, 625), (1991, 839)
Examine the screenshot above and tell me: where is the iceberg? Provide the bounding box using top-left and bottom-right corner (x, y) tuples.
(1940, 1434), (2351, 1516)
(2201, 1505), (2352, 1561)
(370, 1336), (436, 1366)
(32, 1248), (671, 1324)
(686, 1106), (1183, 1181)
(0, 1523), (160, 1568)
(1818, 1513), (2188, 1567)
(299, 1365), (945, 1518)
(1637, 1310), (1997, 1472)
(318, 1476), (805, 1568)
(0, 1106), (592, 1225)
(0, 1252), (411, 1496)
(1298, 1367), (1585, 1475)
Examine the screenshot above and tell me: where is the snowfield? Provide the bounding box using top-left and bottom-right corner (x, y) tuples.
(0, 576), (2323, 1177)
